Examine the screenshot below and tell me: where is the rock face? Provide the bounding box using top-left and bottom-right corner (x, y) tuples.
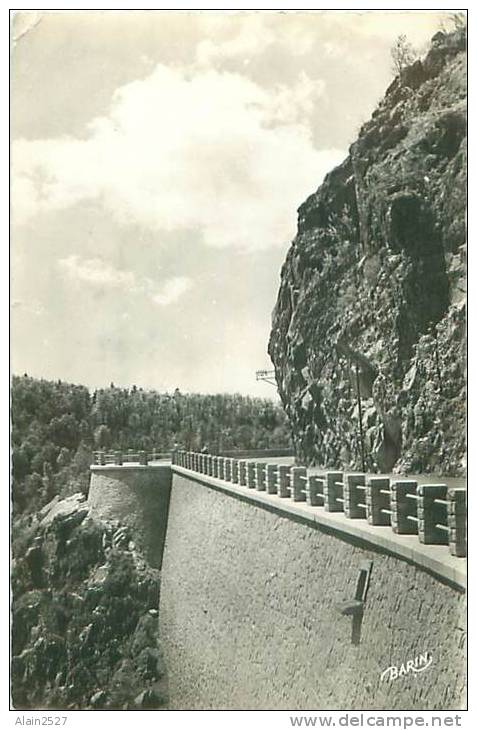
(11, 494), (167, 709)
(269, 29), (466, 476)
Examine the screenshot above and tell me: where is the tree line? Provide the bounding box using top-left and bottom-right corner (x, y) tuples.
(11, 375), (291, 515)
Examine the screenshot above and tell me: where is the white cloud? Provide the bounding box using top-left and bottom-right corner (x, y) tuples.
(12, 63), (345, 250)
(57, 255), (191, 307)
(58, 255), (137, 289)
(194, 14), (322, 66)
(195, 15), (275, 67)
(152, 276), (192, 306)
(262, 72), (326, 126)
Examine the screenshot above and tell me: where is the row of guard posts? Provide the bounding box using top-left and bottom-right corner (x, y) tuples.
(171, 450), (466, 558)
(93, 449), (170, 466)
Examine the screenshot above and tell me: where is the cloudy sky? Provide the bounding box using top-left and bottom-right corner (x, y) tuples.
(11, 10), (449, 396)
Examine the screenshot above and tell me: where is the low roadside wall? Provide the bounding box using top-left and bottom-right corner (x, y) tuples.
(88, 464), (172, 568)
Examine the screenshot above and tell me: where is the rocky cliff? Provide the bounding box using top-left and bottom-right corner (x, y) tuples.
(11, 494), (168, 709)
(269, 29), (466, 476)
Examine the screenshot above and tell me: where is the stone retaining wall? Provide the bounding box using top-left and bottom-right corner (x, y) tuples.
(160, 469), (466, 710)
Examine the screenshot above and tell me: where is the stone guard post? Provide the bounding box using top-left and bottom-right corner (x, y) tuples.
(266, 464), (278, 494)
(418, 484), (448, 544)
(391, 481), (418, 534)
(366, 477), (391, 526)
(343, 474), (366, 519)
(447, 488), (466, 557)
(247, 462), (256, 489)
(324, 472), (344, 512)
(239, 460), (247, 486)
(291, 467), (307, 502)
(306, 475), (324, 506)
(255, 463), (266, 491)
(277, 465), (291, 498)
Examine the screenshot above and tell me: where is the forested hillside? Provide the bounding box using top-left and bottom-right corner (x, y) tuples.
(11, 375), (291, 516)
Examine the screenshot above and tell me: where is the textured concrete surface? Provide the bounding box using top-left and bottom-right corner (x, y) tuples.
(88, 465), (171, 568)
(160, 473), (466, 710)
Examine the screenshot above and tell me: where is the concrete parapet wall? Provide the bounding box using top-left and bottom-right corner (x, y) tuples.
(160, 469), (466, 710)
(88, 464), (172, 568)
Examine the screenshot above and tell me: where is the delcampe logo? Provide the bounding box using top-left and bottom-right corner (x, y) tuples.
(380, 652), (433, 682)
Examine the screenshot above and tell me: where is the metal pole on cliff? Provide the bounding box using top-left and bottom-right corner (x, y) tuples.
(355, 362), (366, 473)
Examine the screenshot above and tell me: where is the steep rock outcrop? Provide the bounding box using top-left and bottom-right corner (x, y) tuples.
(269, 29), (466, 475)
(11, 494), (167, 709)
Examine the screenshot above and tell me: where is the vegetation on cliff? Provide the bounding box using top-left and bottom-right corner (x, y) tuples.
(269, 27), (466, 475)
